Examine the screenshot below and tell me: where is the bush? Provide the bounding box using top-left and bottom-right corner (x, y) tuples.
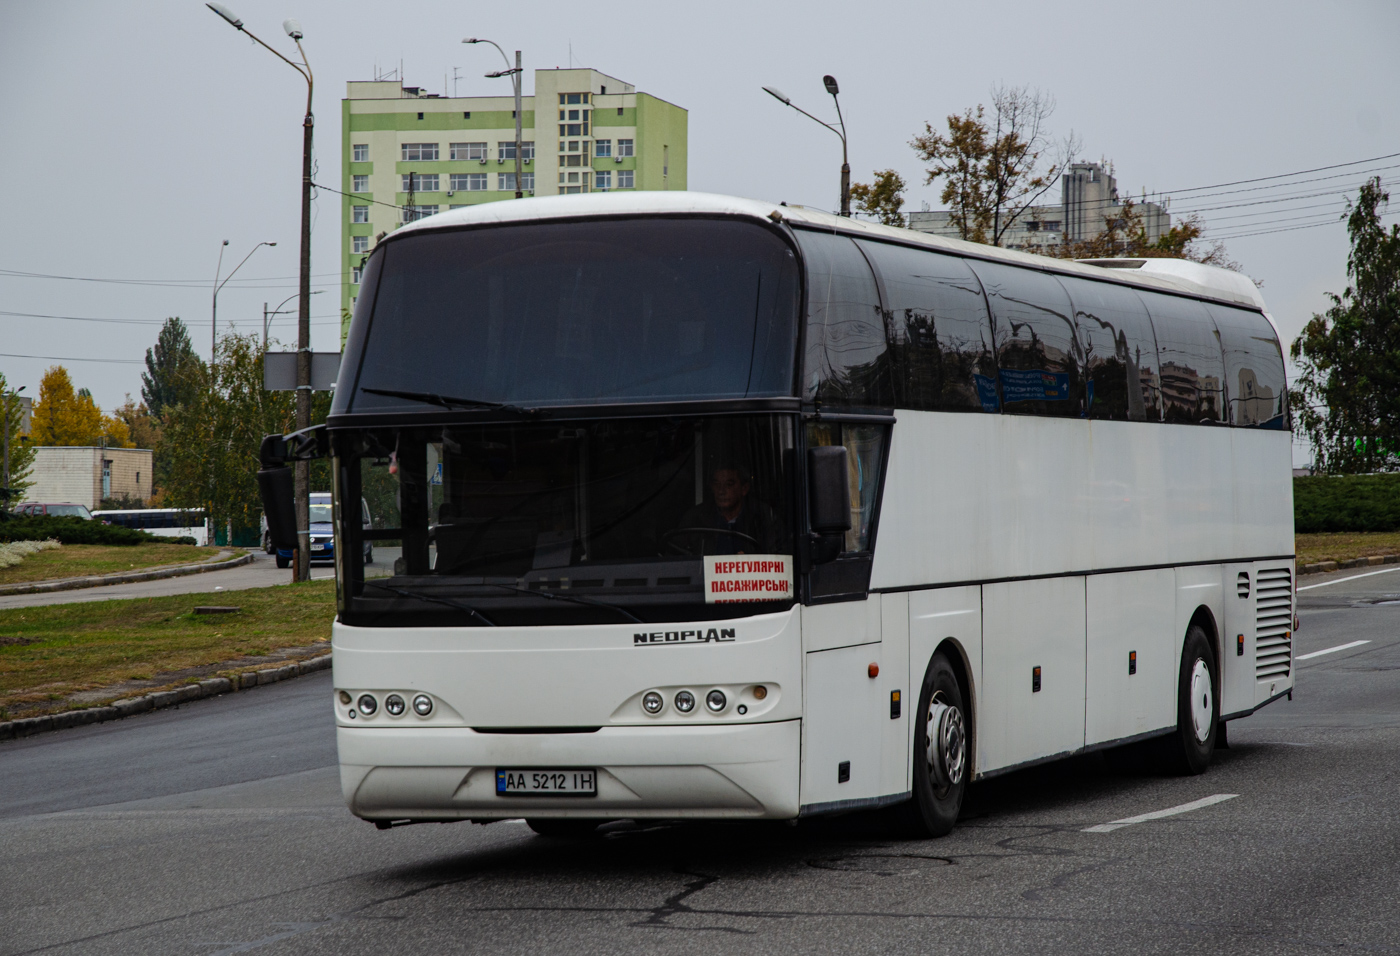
(1294, 473), (1400, 533)
(0, 516), (163, 546)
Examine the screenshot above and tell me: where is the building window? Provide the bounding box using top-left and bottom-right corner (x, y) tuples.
(559, 92), (589, 105)
(352, 143), (369, 162)
(565, 154), (581, 167)
(463, 111), (471, 119)
(498, 141), (534, 161)
(521, 172), (534, 191)
(449, 204), (468, 209)
(352, 205), (369, 223)
(450, 142), (488, 161)
(401, 205), (439, 222)
(569, 141), (580, 152)
(465, 173), (487, 190)
(417, 112), (424, 120)
(401, 173), (439, 192)
(618, 169), (634, 188)
(450, 173), (472, 190)
(401, 143), (439, 161)
(568, 172), (579, 184)
(352, 235), (369, 253)
(1043, 220), (1062, 232)
(351, 174), (369, 193)
(594, 169), (612, 190)
(617, 106), (624, 116)
(352, 266), (363, 284)
(595, 139), (612, 157)
(618, 139), (634, 157)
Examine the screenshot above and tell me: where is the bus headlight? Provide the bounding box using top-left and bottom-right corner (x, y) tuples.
(357, 694), (378, 715)
(642, 691), (665, 714)
(706, 689), (727, 713)
(385, 694), (406, 716)
(412, 694), (433, 716)
(674, 690), (695, 713)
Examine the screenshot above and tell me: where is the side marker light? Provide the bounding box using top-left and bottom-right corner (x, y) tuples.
(1032, 666), (1042, 693)
(1237, 633), (1245, 657)
(1128, 651), (1137, 675)
(868, 662), (879, 678)
(752, 685), (768, 701)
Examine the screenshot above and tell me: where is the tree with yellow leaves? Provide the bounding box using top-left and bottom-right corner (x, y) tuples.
(28, 367), (133, 447)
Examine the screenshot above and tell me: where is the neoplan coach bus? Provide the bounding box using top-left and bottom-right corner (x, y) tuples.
(259, 192), (1294, 837)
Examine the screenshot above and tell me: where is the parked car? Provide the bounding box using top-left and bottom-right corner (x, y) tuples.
(12, 502), (94, 520)
(274, 493), (374, 569)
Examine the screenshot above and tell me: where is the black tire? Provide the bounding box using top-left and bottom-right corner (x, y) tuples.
(525, 818), (600, 838)
(1162, 624), (1218, 775)
(275, 553), (290, 569)
(893, 651), (969, 838)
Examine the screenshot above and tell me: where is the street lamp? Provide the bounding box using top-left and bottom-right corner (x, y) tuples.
(464, 38), (524, 199)
(207, 3), (315, 583)
(2, 385), (25, 505)
(212, 240), (276, 362)
(264, 290), (323, 349)
(763, 76), (851, 217)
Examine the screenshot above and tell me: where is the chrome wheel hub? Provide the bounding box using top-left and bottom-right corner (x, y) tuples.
(1190, 658), (1213, 743)
(925, 695), (967, 789)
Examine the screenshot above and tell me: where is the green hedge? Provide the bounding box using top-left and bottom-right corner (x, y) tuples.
(0, 516), (166, 546)
(1294, 473), (1400, 533)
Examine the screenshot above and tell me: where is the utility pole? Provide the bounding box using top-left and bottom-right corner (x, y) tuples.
(763, 75), (852, 217)
(464, 38), (525, 199)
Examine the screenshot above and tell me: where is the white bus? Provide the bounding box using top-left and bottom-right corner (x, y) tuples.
(284, 192), (1293, 837)
(92, 508), (209, 546)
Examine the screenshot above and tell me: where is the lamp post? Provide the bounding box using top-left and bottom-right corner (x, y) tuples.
(464, 38), (524, 199)
(212, 239), (276, 363)
(207, 3), (315, 583)
(264, 290), (322, 350)
(763, 76), (851, 217)
(2, 385), (25, 504)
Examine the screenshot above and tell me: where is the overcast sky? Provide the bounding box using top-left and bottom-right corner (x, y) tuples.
(3, 0), (1397, 466)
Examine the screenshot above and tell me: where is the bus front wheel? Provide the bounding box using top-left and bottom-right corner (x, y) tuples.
(895, 652), (968, 838)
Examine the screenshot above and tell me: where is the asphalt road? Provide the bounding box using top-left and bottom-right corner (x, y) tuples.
(0, 548), (400, 610)
(2, 565), (1398, 955)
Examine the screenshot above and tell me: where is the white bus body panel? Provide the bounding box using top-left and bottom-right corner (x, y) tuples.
(1084, 569), (1176, 746)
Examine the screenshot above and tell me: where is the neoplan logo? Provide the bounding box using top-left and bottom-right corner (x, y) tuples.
(634, 628), (737, 645)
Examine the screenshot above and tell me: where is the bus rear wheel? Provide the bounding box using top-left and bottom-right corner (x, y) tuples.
(525, 818), (600, 838)
(1163, 624), (1218, 775)
(894, 652), (968, 838)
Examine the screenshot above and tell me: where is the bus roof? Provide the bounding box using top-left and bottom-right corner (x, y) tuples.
(392, 191), (1267, 312)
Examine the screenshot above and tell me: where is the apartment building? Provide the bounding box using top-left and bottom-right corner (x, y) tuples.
(341, 68), (688, 339)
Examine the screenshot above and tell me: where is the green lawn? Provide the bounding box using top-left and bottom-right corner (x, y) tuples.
(0, 580), (335, 716)
(0, 542), (229, 586)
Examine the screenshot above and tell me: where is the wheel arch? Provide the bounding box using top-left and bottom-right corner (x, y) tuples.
(1187, 604), (1223, 698)
(932, 637), (976, 779)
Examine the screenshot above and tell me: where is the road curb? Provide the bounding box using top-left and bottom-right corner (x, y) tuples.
(1297, 553), (1400, 577)
(0, 550), (254, 597)
(0, 652), (331, 742)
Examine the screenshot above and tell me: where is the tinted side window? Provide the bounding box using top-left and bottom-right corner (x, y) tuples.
(855, 240), (998, 412)
(970, 261), (1082, 416)
(795, 230), (891, 407)
(1060, 277), (1162, 421)
(1142, 293), (1226, 424)
(1207, 304), (1287, 429)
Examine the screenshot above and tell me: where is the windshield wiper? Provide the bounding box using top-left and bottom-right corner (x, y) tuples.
(360, 387), (540, 418)
(373, 584), (497, 627)
(487, 582), (645, 625)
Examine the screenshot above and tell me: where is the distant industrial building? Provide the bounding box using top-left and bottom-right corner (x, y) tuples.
(22, 446), (152, 510)
(908, 161), (1169, 254)
(341, 68), (688, 341)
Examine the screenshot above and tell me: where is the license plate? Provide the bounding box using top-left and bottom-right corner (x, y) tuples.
(496, 768), (597, 796)
(311, 544), (325, 551)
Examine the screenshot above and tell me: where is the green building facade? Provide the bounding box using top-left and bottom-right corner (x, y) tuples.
(340, 68), (688, 341)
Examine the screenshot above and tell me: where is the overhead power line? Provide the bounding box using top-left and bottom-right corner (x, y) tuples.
(0, 352), (144, 365)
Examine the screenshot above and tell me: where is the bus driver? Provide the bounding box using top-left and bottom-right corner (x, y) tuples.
(675, 463), (784, 555)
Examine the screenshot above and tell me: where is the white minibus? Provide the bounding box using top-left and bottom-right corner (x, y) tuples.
(92, 508), (209, 546)
(266, 192), (1293, 837)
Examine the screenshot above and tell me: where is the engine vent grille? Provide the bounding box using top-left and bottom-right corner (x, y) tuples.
(1237, 571), (1251, 599)
(1255, 567), (1293, 680)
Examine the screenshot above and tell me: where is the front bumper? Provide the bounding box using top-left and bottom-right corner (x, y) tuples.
(337, 719), (801, 821)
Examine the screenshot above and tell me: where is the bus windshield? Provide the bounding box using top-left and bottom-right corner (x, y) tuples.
(345, 414), (796, 625)
(338, 218), (800, 414)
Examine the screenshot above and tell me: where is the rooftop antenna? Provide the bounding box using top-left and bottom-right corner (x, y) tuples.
(452, 66), (462, 97)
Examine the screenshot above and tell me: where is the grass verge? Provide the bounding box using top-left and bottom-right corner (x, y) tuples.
(1296, 532), (1400, 568)
(0, 542), (229, 586)
(0, 580), (335, 718)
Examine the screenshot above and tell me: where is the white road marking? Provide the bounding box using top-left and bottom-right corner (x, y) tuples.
(1082, 793), (1238, 833)
(1296, 640), (1371, 660)
(1298, 565), (1400, 590)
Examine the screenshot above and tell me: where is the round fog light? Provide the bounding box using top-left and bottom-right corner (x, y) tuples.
(412, 694), (433, 716)
(385, 694), (406, 716)
(357, 694), (378, 715)
(642, 691), (665, 714)
(752, 685), (767, 701)
(674, 690), (695, 713)
(706, 689), (727, 713)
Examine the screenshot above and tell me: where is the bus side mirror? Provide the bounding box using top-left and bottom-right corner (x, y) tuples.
(807, 445), (851, 566)
(257, 433), (297, 551)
